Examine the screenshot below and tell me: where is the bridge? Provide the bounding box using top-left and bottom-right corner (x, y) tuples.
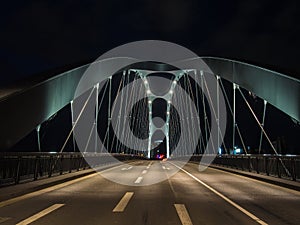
(0, 42), (300, 225)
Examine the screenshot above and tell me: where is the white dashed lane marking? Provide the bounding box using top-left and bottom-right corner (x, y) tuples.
(134, 177), (143, 184)
(121, 166), (133, 171)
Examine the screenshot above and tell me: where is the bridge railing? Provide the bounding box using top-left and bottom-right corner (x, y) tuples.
(188, 154), (300, 181)
(0, 152), (144, 186)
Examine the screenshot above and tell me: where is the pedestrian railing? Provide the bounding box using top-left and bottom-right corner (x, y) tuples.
(188, 154), (300, 181)
(0, 152), (144, 186)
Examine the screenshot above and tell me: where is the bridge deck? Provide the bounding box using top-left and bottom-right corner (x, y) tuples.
(0, 161), (299, 225)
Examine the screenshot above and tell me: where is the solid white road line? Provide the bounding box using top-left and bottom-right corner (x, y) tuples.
(0, 164), (124, 208)
(170, 163), (268, 225)
(134, 177), (143, 184)
(208, 166), (300, 196)
(16, 204), (64, 225)
(112, 192), (134, 212)
(174, 204), (193, 225)
(142, 170), (147, 174)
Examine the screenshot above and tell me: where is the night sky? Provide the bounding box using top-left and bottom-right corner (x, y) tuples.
(1, 1), (300, 153)
(0, 0), (299, 86)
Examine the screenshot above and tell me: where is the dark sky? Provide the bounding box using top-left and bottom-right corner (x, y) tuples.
(0, 0), (299, 86)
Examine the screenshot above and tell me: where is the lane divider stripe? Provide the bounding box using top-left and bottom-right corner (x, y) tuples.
(170, 162), (268, 225)
(134, 177), (143, 184)
(174, 204), (193, 225)
(113, 192), (134, 212)
(16, 204), (64, 225)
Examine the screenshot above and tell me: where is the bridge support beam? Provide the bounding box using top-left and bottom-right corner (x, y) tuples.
(95, 83), (99, 153)
(36, 124), (41, 152)
(70, 100), (76, 152)
(259, 100), (267, 154)
(134, 69), (184, 159)
(233, 83), (237, 151)
(216, 75), (220, 151)
(107, 76), (112, 152)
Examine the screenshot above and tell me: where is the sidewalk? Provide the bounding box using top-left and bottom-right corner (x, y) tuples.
(209, 164), (300, 191)
(0, 169), (96, 202)
(0, 162), (123, 202)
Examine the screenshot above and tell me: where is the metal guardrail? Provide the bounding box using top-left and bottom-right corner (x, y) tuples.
(0, 152), (145, 186)
(0, 152), (87, 186)
(189, 154), (300, 181)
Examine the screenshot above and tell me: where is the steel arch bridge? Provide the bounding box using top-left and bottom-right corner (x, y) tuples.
(0, 57), (299, 157)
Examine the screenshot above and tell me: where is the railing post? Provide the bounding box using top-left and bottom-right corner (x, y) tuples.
(277, 157), (281, 178)
(291, 158), (296, 181)
(265, 157), (269, 176)
(48, 155), (53, 178)
(256, 156), (259, 174)
(77, 155), (80, 171)
(69, 155), (73, 173)
(15, 156), (21, 184)
(248, 156), (251, 172)
(240, 156), (244, 171)
(34, 155), (39, 181)
(60, 154), (64, 175)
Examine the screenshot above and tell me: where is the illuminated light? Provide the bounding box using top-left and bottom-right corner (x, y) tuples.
(218, 147), (222, 155)
(148, 100), (152, 104)
(109, 76), (112, 79)
(144, 80), (148, 84)
(173, 80), (177, 84)
(147, 90), (151, 94)
(169, 90), (173, 94)
(235, 148), (241, 154)
(167, 111), (170, 115)
(168, 100), (171, 104)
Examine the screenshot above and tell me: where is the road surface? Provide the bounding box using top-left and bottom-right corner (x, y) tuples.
(0, 160), (299, 225)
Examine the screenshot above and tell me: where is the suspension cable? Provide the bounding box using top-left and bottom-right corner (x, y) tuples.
(59, 87), (95, 153)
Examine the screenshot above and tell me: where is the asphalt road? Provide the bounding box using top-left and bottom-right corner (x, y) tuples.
(0, 160), (299, 225)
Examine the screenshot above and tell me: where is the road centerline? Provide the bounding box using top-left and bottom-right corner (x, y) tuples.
(174, 204), (193, 225)
(113, 192), (134, 212)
